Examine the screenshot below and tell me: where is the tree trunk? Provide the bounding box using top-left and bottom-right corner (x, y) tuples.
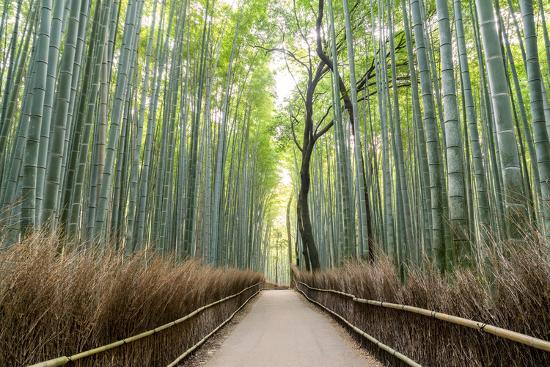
(297, 143), (320, 271)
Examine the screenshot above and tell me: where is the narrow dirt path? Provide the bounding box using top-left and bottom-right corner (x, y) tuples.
(193, 290), (382, 367)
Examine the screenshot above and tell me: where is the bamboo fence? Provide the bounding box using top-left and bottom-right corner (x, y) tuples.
(28, 283), (261, 367)
(297, 281), (550, 353)
(296, 284), (422, 366)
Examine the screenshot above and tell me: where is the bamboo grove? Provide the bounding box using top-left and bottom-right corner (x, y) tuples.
(0, 0), (549, 276)
(0, 0), (280, 271)
(275, 0), (550, 272)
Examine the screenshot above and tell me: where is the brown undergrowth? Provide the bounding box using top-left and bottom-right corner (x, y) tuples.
(0, 232), (263, 366)
(294, 242), (550, 366)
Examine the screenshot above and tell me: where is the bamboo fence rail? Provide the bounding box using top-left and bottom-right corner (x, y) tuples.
(296, 284), (422, 366)
(28, 283), (262, 367)
(297, 281), (550, 353)
(166, 288), (260, 367)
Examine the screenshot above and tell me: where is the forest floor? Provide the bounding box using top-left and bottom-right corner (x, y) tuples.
(183, 290), (382, 367)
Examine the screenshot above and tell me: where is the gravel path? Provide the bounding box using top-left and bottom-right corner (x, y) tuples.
(187, 289), (382, 367)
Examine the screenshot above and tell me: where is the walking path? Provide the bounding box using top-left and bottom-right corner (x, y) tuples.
(200, 290), (381, 367)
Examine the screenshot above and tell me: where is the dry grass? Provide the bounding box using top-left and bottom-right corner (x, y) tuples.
(294, 242), (550, 366)
(0, 232), (263, 366)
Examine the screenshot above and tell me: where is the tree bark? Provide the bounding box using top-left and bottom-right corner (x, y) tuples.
(297, 141), (320, 270)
